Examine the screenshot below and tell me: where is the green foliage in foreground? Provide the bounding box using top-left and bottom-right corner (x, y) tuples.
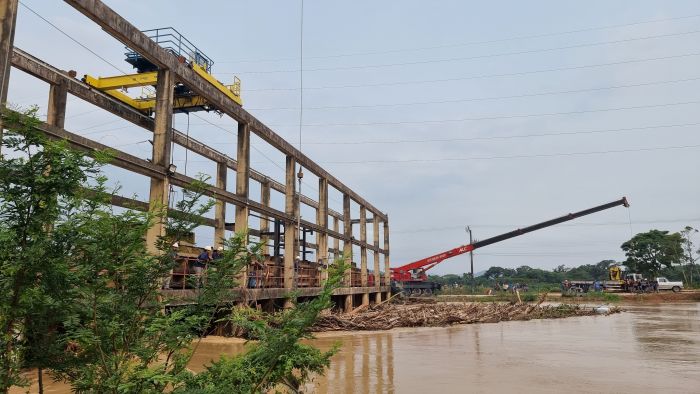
(182, 262), (347, 393)
(0, 107), (344, 393)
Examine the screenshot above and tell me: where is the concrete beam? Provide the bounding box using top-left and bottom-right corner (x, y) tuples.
(63, 0), (387, 222)
(9, 48), (387, 253)
(10, 48), (344, 220)
(163, 285), (392, 303)
(4, 109), (391, 259)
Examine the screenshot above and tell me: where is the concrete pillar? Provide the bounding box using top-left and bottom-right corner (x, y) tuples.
(234, 122), (250, 284)
(344, 293), (353, 313)
(384, 217), (391, 300)
(234, 122), (250, 234)
(145, 69), (173, 254)
(214, 161), (227, 247)
(284, 155), (298, 291)
(333, 216), (340, 260)
(360, 206), (368, 306)
(343, 193), (352, 285)
(317, 178), (329, 284)
(343, 194), (353, 312)
(259, 179), (271, 255)
(47, 81), (67, 128)
(0, 0), (19, 152)
(373, 213), (381, 303)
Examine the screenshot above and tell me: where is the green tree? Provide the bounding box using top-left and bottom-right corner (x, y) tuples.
(679, 226), (699, 286)
(0, 107), (101, 391)
(1, 108), (343, 393)
(621, 230), (684, 277)
(182, 261), (347, 393)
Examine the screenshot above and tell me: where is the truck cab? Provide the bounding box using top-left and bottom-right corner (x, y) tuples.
(655, 277), (683, 292)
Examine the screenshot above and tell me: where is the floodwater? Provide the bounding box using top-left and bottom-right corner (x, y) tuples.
(12, 303), (700, 393)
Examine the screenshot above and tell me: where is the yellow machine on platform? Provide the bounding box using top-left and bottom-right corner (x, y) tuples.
(83, 27), (241, 114)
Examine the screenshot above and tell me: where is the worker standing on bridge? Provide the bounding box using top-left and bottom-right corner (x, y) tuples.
(195, 246), (212, 286)
(212, 246), (224, 260)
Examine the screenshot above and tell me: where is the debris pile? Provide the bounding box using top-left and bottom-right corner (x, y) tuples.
(312, 302), (620, 332)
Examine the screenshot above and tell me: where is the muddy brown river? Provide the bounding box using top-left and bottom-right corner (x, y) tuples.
(12, 303), (700, 393)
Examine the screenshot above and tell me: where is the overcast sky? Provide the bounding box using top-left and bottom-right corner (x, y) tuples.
(7, 1), (700, 275)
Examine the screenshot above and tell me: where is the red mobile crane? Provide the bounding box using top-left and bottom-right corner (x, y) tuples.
(390, 197), (630, 295)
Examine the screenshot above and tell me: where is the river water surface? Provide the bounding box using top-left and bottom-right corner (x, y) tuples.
(196, 302), (700, 393)
(13, 302), (700, 393)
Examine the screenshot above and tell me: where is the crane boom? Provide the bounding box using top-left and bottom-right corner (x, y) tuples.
(391, 197), (629, 283)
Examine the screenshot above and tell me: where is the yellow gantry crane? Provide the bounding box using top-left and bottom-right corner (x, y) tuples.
(83, 27), (241, 114)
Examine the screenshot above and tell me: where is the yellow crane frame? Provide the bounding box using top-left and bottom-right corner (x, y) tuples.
(83, 66), (242, 113)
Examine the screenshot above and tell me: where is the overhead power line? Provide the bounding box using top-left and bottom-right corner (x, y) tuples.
(248, 51), (700, 92)
(299, 121), (700, 146)
(245, 76), (700, 111)
(202, 121), (699, 147)
(267, 99), (700, 128)
(393, 218), (700, 234)
(321, 143), (700, 165)
(216, 13), (700, 64)
(222, 29), (700, 75)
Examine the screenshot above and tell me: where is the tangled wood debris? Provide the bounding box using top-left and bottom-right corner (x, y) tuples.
(312, 302), (621, 332)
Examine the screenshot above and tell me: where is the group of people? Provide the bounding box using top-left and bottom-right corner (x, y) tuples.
(162, 243), (224, 289)
(493, 282), (529, 293)
(626, 278), (659, 293)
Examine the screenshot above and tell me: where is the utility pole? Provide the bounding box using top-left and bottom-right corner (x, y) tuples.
(467, 226), (474, 293)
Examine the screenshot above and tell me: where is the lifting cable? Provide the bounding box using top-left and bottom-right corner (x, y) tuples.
(295, 0), (305, 280)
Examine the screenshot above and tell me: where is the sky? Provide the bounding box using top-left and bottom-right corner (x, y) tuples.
(7, 0), (700, 275)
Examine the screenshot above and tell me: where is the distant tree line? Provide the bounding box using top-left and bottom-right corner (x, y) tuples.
(429, 226), (699, 288)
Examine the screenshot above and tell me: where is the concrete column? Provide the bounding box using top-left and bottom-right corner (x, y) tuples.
(47, 81), (68, 128)
(0, 0), (19, 152)
(343, 193), (352, 284)
(260, 179), (271, 256)
(360, 206), (369, 306)
(343, 193), (352, 311)
(214, 161), (227, 247)
(374, 214), (382, 303)
(384, 217), (391, 299)
(333, 217), (340, 260)
(317, 178), (329, 284)
(234, 122), (250, 234)
(234, 122), (250, 285)
(145, 69), (174, 254)
(284, 155), (298, 292)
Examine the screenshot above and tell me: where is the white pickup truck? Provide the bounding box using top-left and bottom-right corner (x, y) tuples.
(655, 277), (683, 292)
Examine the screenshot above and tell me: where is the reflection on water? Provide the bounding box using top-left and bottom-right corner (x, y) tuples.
(305, 303), (700, 393)
(10, 303), (700, 393)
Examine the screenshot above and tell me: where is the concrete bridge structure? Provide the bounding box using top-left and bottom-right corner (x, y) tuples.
(0, 0), (391, 312)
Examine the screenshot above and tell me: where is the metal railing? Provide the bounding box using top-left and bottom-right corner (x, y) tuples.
(126, 27), (215, 73)
(350, 269), (362, 287)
